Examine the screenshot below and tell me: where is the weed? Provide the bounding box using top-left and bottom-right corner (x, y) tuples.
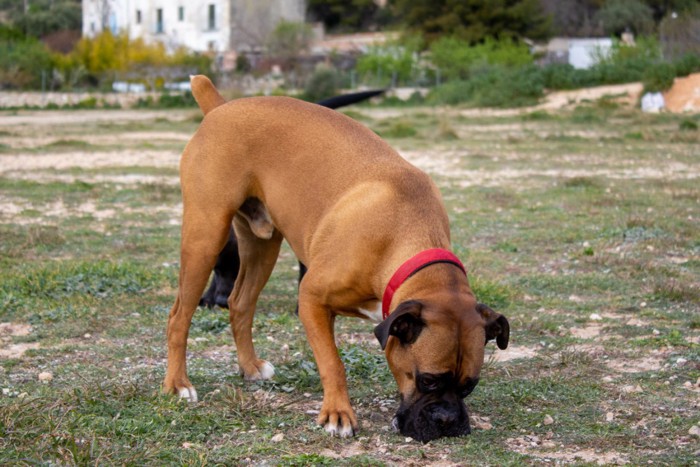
(377, 120), (418, 138)
(679, 119), (698, 131)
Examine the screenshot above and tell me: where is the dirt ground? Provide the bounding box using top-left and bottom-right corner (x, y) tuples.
(0, 103), (698, 465)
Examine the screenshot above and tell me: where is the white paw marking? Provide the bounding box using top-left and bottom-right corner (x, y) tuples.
(357, 301), (383, 323)
(339, 423), (354, 438)
(259, 361), (275, 380)
(244, 361), (276, 381)
(324, 421), (339, 436)
(178, 386), (198, 403)
(324, 421), (354, 438)
(391, 416), (399, 432)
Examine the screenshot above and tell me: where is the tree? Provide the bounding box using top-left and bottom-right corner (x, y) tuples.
(9, 0), (81, 38)
(392, 0), (551, 44)
(540, 0), (604, 37)
(659, 4), (700, 60)
(643, 0), (698, 22)
(595, 0), (655, 35)
(307, 0), (393, 32)
(266, 20), (314, 62)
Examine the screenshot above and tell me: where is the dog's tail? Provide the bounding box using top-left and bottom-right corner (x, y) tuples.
(190, 75), (226, 115)
(316, 89), (385, 110)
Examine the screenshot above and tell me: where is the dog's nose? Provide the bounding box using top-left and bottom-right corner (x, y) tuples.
(430, 406), (458, 425)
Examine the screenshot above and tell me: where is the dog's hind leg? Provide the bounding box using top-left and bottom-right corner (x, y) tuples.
(163, 206), (232, 402)
(228, 214), (283, 380)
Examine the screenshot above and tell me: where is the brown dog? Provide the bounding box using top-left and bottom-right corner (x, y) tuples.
(163, 75), (510, 442)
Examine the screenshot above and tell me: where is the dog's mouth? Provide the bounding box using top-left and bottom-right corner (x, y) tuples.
(393, 394), (471, 442)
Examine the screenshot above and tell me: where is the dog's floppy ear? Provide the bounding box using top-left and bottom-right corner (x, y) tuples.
(477, 303), (510, 350)
(374, 300), (425, 350)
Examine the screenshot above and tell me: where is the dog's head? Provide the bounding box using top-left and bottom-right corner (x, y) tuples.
(374, 299), (509, 442)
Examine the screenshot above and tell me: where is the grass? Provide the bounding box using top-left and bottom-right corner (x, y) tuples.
(0, 104), (698, 465)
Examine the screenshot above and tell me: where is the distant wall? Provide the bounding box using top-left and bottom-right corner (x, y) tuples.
(0, 91), (163, 109)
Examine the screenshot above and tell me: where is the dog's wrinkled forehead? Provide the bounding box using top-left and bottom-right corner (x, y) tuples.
(409, 319), (460, 368)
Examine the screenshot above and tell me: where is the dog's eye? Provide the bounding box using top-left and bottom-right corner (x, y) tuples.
(418, 374), (442, 393)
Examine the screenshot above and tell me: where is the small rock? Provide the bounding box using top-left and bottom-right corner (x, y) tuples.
(689, 425), (700, 438)
(17, 392), (28, 399)
(683, 381), (692, 388)
(589, 313), (602, 321)
(2, 388), (9, 395)
(652, 329), (660, 335)
(602, 376), (614, 383)
(83, 333), (91, 338)
(676, 357), (687, 366)
(271, 433), (284, 442)
(472, 416), (493, 430)
(622, 385), (643, 394)
(543, 415), (554, 426)
(182, 442), (194, 449)
(404, 437), (413, 443)
(38, 372), (53, 383)
(606, 412), (615, 422)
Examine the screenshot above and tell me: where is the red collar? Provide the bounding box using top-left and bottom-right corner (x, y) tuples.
(381, 248), (466, 319)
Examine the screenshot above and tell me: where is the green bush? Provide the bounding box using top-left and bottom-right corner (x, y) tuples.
(356, 38), (421, 87)
(0, 33), (54, 89)
(673, 53), (700, 77)
(642, 62), (676, 92)
(430, 36), (533, 81)
(134, 92), (195, 109)
(429, 65), (544, 107)
(303, 66), (340, 102)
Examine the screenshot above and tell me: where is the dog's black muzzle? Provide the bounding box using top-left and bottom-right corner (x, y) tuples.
(393, 391), (471, 442)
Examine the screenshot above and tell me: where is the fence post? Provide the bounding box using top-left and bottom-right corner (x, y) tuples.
(41, 70), (47, 106)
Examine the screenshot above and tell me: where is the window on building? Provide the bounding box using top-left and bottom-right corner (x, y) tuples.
(156, 8), (163, 33)
(136, 9), (142, 24)
(178, 6), (184, 22)
(208, 4), (216, 30)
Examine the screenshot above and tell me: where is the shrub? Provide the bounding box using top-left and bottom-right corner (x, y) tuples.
(430, 36), (533, 81)
(642, 62), (676, 92)
(356, 37), (421, 87)
(0, 29), (54, 89)
(672, 53), (700, 77)
(429, 64), (544, 107)
(303, 66), (340, 102)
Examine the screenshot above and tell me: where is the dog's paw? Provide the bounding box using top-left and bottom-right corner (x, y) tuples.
(243, 359), (275, 381)
(178, 386), (198, 403)
(318, 408), (357, 438)
(163, 379), (198, 403)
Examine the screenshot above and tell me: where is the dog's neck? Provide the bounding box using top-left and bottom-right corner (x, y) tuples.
(381, 249), (466, 319)
(381, 256), (473, 317)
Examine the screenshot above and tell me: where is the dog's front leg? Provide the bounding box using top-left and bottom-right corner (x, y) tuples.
(298, 290), (357, 437)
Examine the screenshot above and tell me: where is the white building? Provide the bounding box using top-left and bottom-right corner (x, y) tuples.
(540, 37), (613, 69)
(82, 0), (305, 54)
